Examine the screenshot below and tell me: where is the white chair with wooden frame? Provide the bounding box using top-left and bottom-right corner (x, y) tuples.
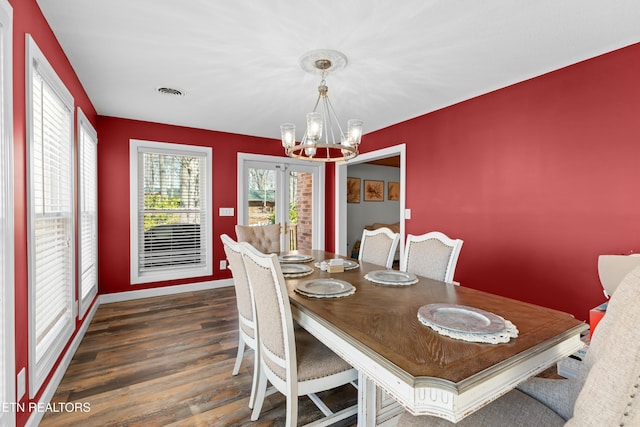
(220, 233), (260, 409)
(359, 227), (401, 269)
(401, 231), (463, 284)
(235, 223), (281, 253)
(240, 242), (358, 426)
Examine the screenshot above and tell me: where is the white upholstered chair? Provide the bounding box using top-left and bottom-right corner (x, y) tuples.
(240, 242), (358, 426)
(397, 265), (640, 426)
(235, 223), (281, 253)
(401, 231), (463, 283)
(358, 227), (400, 269)
(220, 233), (259, 409)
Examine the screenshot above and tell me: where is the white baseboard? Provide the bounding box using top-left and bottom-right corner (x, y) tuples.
(25, 278), (233, 426)
(99, 278), (233, 304)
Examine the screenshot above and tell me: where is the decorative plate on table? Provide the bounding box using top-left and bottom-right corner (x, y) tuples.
(417, 303), (505, 335)
(314, 259), (360, 270)
(295, 278), (355, 298)
(278, 253), (314, 263)
(364, 270), (419, 286)
(280, 263), (314, 278)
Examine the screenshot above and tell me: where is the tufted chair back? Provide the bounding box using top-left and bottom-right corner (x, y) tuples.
(235, 223), (281, 253)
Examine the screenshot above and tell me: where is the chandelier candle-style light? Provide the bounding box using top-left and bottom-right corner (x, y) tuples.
(281, 50), (363, 162)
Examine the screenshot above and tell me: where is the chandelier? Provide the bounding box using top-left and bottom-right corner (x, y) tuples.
(280, 50), (363, 162)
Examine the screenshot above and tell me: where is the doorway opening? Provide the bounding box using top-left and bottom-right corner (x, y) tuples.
(335, 144), (406, 258)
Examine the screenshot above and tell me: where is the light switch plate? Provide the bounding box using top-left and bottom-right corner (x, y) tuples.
(219, 207), (234, 216)
(404, 208), (411, 219)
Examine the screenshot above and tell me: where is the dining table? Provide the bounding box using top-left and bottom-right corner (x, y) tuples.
(280, 250), (587, 426)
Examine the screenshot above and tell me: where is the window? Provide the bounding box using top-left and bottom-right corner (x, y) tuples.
(0, 1), (14, 424)
(77, 107), (97, 319)
(130, 140), (212, 284)
(26, 35), (75, 397)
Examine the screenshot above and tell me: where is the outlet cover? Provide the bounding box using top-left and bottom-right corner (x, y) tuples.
(220, 260), (227, 270)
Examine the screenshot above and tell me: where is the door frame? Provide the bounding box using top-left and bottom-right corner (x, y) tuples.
(237, 153), (326, 250)
(335, 144), (406, 257)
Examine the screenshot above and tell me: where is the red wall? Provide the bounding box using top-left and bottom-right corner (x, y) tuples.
(359, 43), (640, 320)
(11, 0), (98, 425)
(96, 117), (283, 294)
(9, 1), (640, 424)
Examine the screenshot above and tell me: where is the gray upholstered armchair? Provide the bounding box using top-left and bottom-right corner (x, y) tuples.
(397, 265), (640, 426)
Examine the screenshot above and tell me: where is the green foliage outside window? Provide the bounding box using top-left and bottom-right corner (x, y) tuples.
(144, 193), (181, 230)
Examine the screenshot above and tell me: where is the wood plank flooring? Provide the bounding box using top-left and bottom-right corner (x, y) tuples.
(39, 287), (357, 427)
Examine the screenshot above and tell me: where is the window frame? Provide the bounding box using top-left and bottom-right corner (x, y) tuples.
(0, 0), (14, 424)
(77, 107), (98, 319)
(129, 139), (213, 284)
(26, 34), (76, 397)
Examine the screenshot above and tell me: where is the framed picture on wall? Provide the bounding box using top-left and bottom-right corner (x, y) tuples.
(388, 182), (400, 201)
(364, 180), (384, 201)
(347, 177), (361, 203)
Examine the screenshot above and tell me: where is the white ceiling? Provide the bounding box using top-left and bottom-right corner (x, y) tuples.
(37, 0), (640, 141)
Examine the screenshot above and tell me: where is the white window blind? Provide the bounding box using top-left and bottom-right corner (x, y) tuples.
(1, 1), (14, 424)
(78, 107), (97, 318)
(27, 35), (75, 397)
(130, 140), (212, 284)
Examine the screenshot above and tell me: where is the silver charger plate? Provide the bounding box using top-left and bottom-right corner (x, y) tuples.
(278, 253), (314, 263)
(295, 278), (354, 296)
(295, 287), (356, 299)
(365, 270), (419, 286)
(417, 303), (505, 334)
(314, 259), (359, 270)
(281, 263), (314, 277)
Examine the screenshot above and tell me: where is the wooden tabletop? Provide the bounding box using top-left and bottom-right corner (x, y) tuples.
(285, 250), (587, 392)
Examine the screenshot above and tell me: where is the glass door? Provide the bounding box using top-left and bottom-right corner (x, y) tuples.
(238, 155), (324, 251)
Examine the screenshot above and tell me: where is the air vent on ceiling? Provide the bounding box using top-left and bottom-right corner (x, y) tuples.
(156, 87), (185, 96)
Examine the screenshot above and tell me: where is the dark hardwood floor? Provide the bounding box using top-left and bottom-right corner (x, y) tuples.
(39, 287), (357, 426)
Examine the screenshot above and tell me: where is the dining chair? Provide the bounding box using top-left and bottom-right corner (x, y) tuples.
(239, 242), (358, 426)
(235, 223), (281, 253)
(220, 233), (259, 410)
(396, 265), (640, 426)
(400, 231), (463, 284)
(358, 226), (401, 269)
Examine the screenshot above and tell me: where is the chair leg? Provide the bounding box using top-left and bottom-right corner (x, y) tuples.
(232, 335), (246, 376)
(248, 349), (259, 409)
(250, 368), (268, 421)
(286, 392), (298, 427)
